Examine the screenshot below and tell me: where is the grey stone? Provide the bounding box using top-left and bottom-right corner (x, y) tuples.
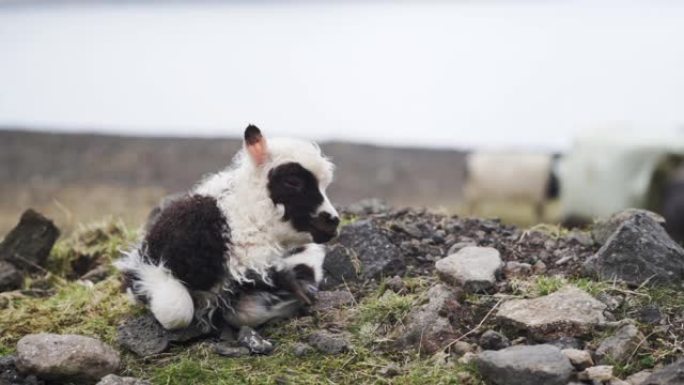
(584, 212), (684, 286)
(393, 284), (458, 354)
(96, 374), (151, 385)
(625, 370), (653, 385)
(435, 246), (502, 292)
(386, 276), (405, 293)
(117, 314), (169, 357)
(447, 241), (478, 256)
(16, 333), (120, 383)
(503, 261), (532, 278)
(475, 344), (574, 385)
(213, 343), (250, 358)
(479, 330), (511, 351)
(166, 323), (211, 343)
(595, 324), (644, 364)
(592, 209), (665, 245)
(308, 331), (351, 355)
(561, 349), (593, 369)
(320, 244), (359, 289)
(237, 326), (273, 355)
(292, 343), (314, 357)
(0, 210), (59, 271)
(496, 286), (606, 340)
(331, 220), (405, 280)
(312, 290), (354, 312)
(452, 341), (475, 356)
(0, 355), (46, 385)
(637, 305), (662, 325)
(641, 358), (684, 385)
(0, 261), (23, 292)
(578, 365), (614, 382)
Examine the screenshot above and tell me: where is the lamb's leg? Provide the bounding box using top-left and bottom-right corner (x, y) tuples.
(222, 244), (326, 328)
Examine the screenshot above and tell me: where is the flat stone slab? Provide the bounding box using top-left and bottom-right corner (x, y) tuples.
(475, 344), (574, 385)
(435, 246), (502, 292)
(497, 286), (606, 340)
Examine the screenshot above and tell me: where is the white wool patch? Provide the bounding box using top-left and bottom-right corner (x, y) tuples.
(282, 244), (326, 284)
(115, 248), (194, 330)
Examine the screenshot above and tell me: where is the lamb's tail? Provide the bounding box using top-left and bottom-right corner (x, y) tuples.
(114, 247), (194, 330)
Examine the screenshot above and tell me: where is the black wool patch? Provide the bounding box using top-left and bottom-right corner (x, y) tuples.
(267, 162), (324, 232)
(144, 194), (228, 291)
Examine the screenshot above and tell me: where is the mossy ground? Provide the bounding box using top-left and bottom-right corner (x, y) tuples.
(1, 217), (682, 384)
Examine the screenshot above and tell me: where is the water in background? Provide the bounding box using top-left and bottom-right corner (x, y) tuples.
(1, 1), (683, 150)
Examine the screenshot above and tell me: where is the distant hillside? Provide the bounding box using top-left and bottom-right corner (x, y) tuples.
(0, 129), (467, 233)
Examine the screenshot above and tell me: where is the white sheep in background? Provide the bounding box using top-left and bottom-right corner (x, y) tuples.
(464, 151), (559, 221)
(116, 125), (340, 330)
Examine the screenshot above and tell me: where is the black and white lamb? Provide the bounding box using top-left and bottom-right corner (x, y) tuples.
(115, 125), (340, 330)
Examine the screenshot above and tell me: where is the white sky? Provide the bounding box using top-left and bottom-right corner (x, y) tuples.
(0, 1), (683, 150)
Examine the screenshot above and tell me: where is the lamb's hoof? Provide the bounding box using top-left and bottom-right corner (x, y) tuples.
(237, 326), (274, 355)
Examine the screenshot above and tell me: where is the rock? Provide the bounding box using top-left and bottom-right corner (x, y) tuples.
(592, 209), (665, 245)
(496, 286), (606, 340)
(435, 246), (502, 292)
(459, 352), (477, 365)
(503, 262), (532, 278)
(610, 379), (632, 385)
(625, 370), (653, 385)
(637, 305), (662, 325)
(394, 284), (458, 354)
(331, 220), (405, 280)
(96, 374), (151, 385)
(16, 333), (120, 383)
(447, 241), (477, 256)
(595, 324), (644, 364)
(386, 275), (405, 293)
(0, 210), (59, 271)
(167, 323), (211, 343)
(451, 341), (475, 357)
(641, 358), (684, 385)
(237, 326), (273, 355)
(597, 292), (625, 311)
(566, 230), (594, 247)
(292, 343), (314, 357)
(532, 261), (547, 274)
(479, 330), (511, 351)
(345, 198), (389, 215)
(117, 314), (169, 357)
(312, 290), (354, 312)
(547, 337), (584, 350)
(561, 349), (594, 369)
(578, 365), (614, 382)
(213, 343), (250, 358)
(475, 344), (574, 385)
(0, 355), (46, 385)
(320, 244), (359, 289)
(584, 212), (684, 286)
(308, 331), (351, 355)
(0, 261), (23, 292)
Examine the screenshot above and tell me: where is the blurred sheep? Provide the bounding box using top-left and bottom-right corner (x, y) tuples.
(464, 152), (559, 221)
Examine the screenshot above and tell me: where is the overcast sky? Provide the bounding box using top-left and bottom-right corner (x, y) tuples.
(1, 1), (683, 149)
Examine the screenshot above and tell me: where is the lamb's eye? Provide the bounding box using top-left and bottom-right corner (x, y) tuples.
(283, 177), (304, 191)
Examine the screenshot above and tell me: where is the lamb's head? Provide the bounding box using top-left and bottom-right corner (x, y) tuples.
(244, 125), (339, 244)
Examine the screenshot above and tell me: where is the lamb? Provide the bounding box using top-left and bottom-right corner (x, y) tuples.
(115, 125), (340, 330)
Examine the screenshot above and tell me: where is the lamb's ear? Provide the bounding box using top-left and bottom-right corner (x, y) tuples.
(244, 124), (268, 166)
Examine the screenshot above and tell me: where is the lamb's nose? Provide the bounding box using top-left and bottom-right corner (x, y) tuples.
(320, 212), (340, 228)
